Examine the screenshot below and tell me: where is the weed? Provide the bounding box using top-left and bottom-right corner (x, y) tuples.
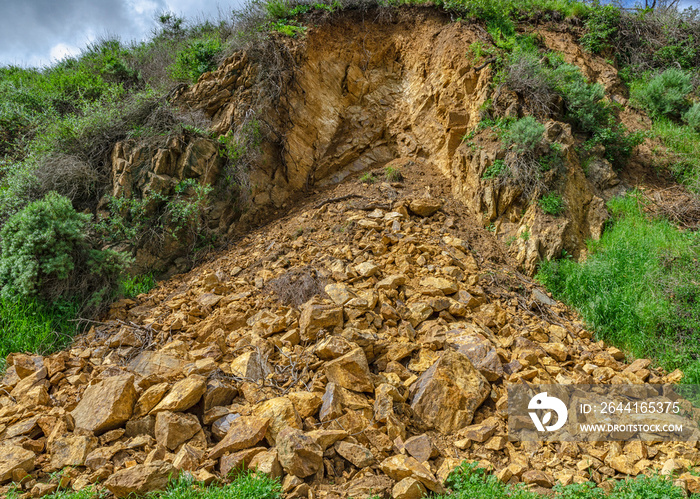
(482, 159), (508, 180)
(360, 172), (377, 184)
(119, 274), (157, 299)
(539, 192), (564, 215)
(384, 166), (404, 182)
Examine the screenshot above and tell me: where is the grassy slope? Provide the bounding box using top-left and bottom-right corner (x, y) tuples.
(538, 195), (700, 383)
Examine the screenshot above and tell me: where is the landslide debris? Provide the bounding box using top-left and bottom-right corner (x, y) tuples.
(1, 166), (698, 498)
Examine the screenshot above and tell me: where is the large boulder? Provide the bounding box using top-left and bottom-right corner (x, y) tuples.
(104, 461), (177, 497)
(276, 427), (323, 478)
(0, 445), (35, 484)
(207, 417), (270, 460)
(71, 374), (137, 435)
(410, 350), (489, 434)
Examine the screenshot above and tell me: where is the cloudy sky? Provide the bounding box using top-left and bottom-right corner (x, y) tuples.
(2, 0), (699, 67)
(0, 0), (246, 67)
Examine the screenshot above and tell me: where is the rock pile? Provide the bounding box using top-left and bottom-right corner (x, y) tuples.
(0, 177), (698, 498)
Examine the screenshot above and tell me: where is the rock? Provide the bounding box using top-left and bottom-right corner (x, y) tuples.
(377, 274), (407, 290)
(287, 391), (322, 419)
(151, 376), (206, 413)
(314, 335), (354, 360)
(306, 429), (348, 451)
(403, 434), (432, 462)
(30, 482), (58, 497)
(248, 450), (283, 478)
(0, 445), (35, 484)
(325, 283), (357, 305)
(458, 417), (499, 443)
(202, 379), (237, 412)
(128, 351), (184, 378)
(335, 441), (375, 468)
(215, 446), (260, 475)
(392, 477), (427, 499)
(522, 470), (554, 488)
(253, 397), (302, 444)
(409, 199), (442, 217)
(420, 277), (458, 294)
(212, 414), (241, 440)
(48, 433), (98, 470)
(173, 444), (204, 471)
(324, 347), (374, 393)
(230, 351), (270, 381)
(299, 302), (343, 342)
(133, 382), (170, 418)
(71, 374), (137, 435)
(355, 261), (380, 277)
(104, 461), (177, 497)
(445, 329), (503, 381)
(380, 454), (443, 493)
(276, 427), (323, 478)
(12, 354), (43, 379)
(155, 411), (202, 450)
(345, 474), (394, 499)
(208, 417), (270, 460)
(410, 350), (490, 434)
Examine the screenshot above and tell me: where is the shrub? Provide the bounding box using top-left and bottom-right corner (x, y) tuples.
(0, 192), (131, 304)
(482, 159), (507, 180)
(633, 68), (692, 120)
(580, 4), (620, 54)
(503, 49), (556, 116)
(169, 37), (223, 83)
(503, 116), (545, 153)
(683, 102), (700, 130)
(539, 192), (564, 215)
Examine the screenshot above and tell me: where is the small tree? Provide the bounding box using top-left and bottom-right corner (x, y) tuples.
(0, 192), (131, 304)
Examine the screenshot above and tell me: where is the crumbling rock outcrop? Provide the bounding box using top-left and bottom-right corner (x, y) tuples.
(107, 9), (636, 275)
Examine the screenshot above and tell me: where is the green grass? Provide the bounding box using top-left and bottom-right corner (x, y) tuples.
(0, 298), (79, 371)
(539, 192), (565, 215)
(6, 472), (282, 499)
(439, 462), (696, 499)
(537, 194), (700, 383)
(118, 273), (157, 299)
(6, 464), (697, 499)
(651, 117), (700, 191)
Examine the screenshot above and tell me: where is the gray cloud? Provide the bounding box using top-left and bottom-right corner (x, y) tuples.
(0, 0), (243, 67)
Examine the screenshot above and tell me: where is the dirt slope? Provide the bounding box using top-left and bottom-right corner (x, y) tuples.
(1, 160), (698, 498)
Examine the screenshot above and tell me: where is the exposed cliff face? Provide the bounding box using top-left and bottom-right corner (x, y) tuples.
(112, 9), (636, 274)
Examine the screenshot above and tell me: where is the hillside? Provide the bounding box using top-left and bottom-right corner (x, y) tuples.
(2, 0), (700, 498)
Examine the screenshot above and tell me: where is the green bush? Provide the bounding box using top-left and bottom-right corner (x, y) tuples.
(537, 194), (700, 384)
(483, 159), (508, 180)
(169, 37), (223, 82)
(580, 5), (620, 54)
(0, 192), (131, 303)
(539, 192), (564, 215)
(683, 102), (700, 131)
(503, 116), (545, 153)
(633, 68), (692, 120)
